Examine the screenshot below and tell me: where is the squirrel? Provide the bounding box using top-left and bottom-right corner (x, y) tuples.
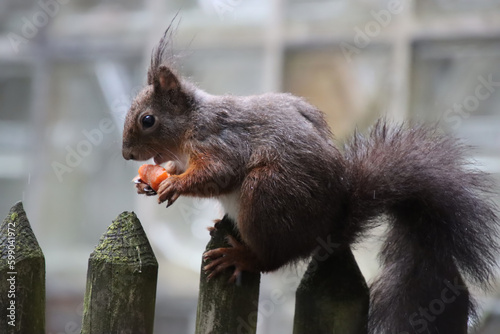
(122, 27), (499, 334)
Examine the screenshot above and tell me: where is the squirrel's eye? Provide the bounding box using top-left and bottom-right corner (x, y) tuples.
(141, 115), (155, 129)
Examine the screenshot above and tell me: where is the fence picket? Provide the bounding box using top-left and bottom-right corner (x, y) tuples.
(1, 202), (372, 334)
(81, 211), (158, 334)
(195, 216), (261, 334)
(0, 201), (45, 334)
(293, 246), (369, 334)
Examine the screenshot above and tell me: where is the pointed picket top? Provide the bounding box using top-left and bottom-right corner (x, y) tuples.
(90, 211), (157, 267)
(0, 201), (43, 262)
(293, 246), (369, 334)
(82, 211), (158, 334)
(0, 201), (45, 334)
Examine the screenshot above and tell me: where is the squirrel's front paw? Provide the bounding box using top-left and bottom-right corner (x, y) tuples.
(157, 176), (182, 207)
(133, 176), (157, 196)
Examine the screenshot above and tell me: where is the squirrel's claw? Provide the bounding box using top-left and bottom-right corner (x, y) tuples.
(157, 176), (182, 207)
(166, 192), (180, 208)
(134, 178), (157, 196)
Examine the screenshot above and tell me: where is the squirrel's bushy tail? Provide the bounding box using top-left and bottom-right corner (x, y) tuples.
(343, 120), (498, 334)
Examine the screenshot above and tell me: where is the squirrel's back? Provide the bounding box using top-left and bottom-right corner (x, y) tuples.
(192, 92), (334, 146)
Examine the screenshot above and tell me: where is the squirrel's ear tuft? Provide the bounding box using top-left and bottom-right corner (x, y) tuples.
(154, 65), (180, 93)
(147, 69), (154, 86)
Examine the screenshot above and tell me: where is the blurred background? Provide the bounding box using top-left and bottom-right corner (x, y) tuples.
(1, 0), (500, 333)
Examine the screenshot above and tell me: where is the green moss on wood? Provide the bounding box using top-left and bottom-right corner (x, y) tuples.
(0, 201), (45, 334)
(90, 211), (157, 267)
(81, 211), (158, 334)
(1, 202), (43, 262)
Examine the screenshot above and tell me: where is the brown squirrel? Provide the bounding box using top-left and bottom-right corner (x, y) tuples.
(122, 28), (499, 334)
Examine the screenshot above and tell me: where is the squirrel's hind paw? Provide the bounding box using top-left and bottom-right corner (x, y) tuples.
(203, 236), (259, 283)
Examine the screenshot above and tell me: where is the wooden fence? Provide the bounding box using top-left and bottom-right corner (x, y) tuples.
(0, 201), (369, 334)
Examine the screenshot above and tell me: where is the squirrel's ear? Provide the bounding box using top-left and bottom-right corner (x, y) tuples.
(154, 65), (180, 93)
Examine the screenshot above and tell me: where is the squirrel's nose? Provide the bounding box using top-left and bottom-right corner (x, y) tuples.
(122, 141), (136, 160)
(123, 152), (135, 160)
(122, 147), (135, 160)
